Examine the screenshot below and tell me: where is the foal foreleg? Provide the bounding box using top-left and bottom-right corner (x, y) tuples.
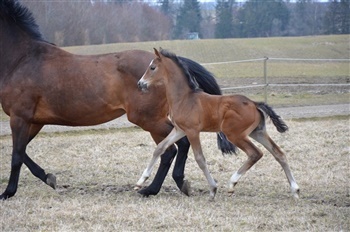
(187, 133), (217, 201)
(135, 128), (185, 188)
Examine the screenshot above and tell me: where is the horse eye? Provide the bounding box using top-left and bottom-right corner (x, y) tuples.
(150, 65), (156, 71)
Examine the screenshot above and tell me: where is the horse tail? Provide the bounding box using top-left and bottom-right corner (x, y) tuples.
(256, 102), (288, 133)
(178, 56), (236, 154)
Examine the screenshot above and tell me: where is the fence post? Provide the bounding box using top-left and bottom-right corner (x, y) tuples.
(264, 56), (269, 103)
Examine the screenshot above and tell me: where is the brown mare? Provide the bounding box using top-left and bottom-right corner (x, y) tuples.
(138, 49), (300, 200)
(0, 1), (235, 200)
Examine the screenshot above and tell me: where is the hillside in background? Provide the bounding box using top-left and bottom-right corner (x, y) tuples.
(64, 35), (349, 63)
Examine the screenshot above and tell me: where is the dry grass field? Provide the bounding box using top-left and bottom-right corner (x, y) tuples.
(0, 35), (348, 231)
(0, 117), (349, 231)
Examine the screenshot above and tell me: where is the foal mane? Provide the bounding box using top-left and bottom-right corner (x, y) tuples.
(0, 0), (45, 42)
(160, 49), (202, 92)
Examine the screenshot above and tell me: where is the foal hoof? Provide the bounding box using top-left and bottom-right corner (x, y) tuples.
(292, 189), (300, 199)
(133, 185), (142, 191)
(46, 173), (57, 189)
(228, 191), (235, 197)
(180, 180), (191, 196)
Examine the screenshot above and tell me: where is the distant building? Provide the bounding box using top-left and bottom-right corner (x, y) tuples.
(187, 32), (200, 40)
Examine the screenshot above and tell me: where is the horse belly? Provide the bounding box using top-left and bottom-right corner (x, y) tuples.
(32, 99), (125, 126)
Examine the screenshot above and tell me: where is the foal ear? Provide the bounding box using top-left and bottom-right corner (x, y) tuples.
(153, 48), (161, 59)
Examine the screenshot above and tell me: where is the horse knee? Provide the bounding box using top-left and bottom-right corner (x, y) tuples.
(11, 152), (24, 169)
(160, 145), (177, 165)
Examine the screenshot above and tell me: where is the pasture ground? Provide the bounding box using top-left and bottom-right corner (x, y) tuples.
(0, 117), (349, 231)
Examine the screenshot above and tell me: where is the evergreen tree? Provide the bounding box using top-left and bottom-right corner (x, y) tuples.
(215, 0), (235, 38)
(324, 0), (350, 34)
(174, 0), (202, 39)
(237, 0), (290, 37)
(159, 0), (171, 16)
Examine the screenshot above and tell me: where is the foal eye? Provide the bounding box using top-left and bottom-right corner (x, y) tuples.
(150, 65), (156, 71)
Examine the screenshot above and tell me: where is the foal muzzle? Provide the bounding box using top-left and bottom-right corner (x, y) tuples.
(137, 80), (148, 92)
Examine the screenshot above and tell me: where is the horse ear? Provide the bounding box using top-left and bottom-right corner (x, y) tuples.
(153, 48), (161, 59)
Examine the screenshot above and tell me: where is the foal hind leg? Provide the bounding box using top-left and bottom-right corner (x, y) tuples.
(250, 129), (300, 198)
(227, 138), (263, 196)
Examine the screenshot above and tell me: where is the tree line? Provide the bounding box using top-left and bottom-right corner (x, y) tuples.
(21, 0), (349, 47)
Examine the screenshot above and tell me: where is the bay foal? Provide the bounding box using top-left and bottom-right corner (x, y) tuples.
(138, 49), (300, 200)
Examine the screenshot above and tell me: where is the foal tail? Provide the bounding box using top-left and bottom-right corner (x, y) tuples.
(178, 56), (236, 154)
(256, 102), (288, 133)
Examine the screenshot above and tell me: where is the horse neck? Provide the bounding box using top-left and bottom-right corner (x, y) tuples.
(0, 22), (34, 83)
(163, 63), (194, 110)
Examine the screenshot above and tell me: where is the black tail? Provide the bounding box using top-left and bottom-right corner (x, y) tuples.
(256, 102), (288, 133)
(178, 56), (236, 154)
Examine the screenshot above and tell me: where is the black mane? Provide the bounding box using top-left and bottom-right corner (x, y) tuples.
(160, 49), (202, 92)
(0, 0), (45, 41)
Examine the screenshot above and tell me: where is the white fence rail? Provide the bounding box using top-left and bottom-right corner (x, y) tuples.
(202, 57), (350, 103)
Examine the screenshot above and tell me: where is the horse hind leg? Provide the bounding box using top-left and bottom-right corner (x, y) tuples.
(227, 137), (263, 196)
(249, 128), (300, 198)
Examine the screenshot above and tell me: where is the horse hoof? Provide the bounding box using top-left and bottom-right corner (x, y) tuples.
(137, 187), (157, 197)
(46, 173), (57, 189)
(180, 180), (191, 196)
(0, 194), (7, 200)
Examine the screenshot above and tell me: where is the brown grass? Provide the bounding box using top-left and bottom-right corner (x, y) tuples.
(0, 117), (349, 231)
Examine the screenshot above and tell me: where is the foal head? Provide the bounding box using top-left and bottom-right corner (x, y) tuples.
(138, 48), (200, 92)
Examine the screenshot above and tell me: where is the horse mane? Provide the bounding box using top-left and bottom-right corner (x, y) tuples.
(0, 0), (45, 42)
(160, 49), (202, 92)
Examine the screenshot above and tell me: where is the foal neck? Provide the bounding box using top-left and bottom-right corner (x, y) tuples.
(163, 59), (197, 108)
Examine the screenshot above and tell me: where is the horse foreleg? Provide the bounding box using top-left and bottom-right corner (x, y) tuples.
(24, 154), (56, 190)
(23, 124), (57, 190)
(250, 130), (300, 198)
(135, 128), (185, 191)
(138, 136), (190, 197)
(137, 144), (177, 196)
(0, 117), (31, 200)
(187, 132), (217, 201)
(172, 137), (190, 196)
